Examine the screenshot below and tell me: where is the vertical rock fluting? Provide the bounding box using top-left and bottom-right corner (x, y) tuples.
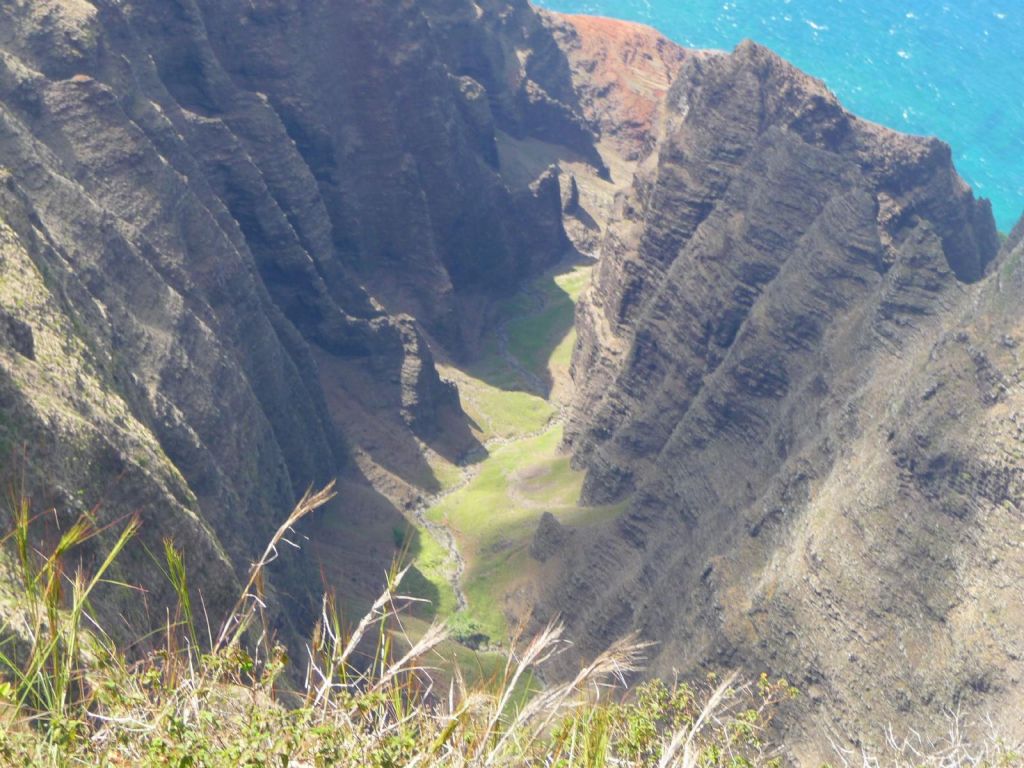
(550, 40), (1018, 754)
(568, 41), (997, 506)
(0, 0), (588, 637)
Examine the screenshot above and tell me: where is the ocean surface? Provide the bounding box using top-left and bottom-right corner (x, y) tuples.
(537, 0), (1024, 231)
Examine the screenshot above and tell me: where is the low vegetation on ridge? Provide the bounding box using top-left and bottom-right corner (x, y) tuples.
(0, 482), (802, 766)
(0, 476), (1019, 765)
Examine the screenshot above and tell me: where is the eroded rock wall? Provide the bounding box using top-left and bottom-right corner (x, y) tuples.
(0, 0), (587, 638)
(541, 12), (693, 161)
(550, 40), (1017, 754)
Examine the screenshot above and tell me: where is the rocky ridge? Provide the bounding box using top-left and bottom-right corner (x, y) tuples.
(541, 13), (695, 161)
(0, 0), (1022, 755)
(544, 37), (1020, 755)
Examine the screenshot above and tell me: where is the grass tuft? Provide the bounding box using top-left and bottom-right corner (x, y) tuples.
(0, 488), (1016, 766)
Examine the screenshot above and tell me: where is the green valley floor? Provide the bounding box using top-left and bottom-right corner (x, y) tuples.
(410, 259), (626, 648)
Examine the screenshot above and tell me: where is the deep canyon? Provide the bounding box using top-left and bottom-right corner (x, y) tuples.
(0, 0), (1022, 759)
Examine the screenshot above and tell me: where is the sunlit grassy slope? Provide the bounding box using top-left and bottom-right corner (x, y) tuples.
(414, 261), (627, 646)
(429, 425), (625, 641)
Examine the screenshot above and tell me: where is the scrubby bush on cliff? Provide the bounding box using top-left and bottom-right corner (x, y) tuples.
(0, 484), (798, 766)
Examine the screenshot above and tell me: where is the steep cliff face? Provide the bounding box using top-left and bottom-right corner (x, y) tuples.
(519, 12), (690, 258)
(567, 41), (997, 503)
(417, 0), (604, 171)
(182, 0), (585, 346)
(4, 0), (1021, 751)
(0, 0), (586, 634)
(550, 40), (1015, 752)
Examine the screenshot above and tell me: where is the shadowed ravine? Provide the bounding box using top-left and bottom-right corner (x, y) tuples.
(1, 0), (1023, 760)
(408, 257), (626, 647)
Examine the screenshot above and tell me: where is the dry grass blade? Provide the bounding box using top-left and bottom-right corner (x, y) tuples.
(370, 620), (449, 694)
(215, 482), (336, 650)
(473, 620), (565, 765)
(335, 565), (408, 670)
(658, 668), (739, 768)
(829, 708), (1024, 768)
(305, 565), (410, 709)
(489, 632), (650, 764)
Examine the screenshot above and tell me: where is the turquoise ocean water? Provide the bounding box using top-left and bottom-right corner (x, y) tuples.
(537, 0), (1024, 231)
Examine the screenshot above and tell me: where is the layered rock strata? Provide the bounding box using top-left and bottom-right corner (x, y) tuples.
(550, 39), (1015, 754)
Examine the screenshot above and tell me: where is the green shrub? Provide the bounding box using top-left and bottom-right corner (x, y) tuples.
(445, 612), (489, 649)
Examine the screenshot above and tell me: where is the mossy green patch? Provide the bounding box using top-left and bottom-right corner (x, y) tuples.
(453, 370), (555, 440)
(421, 425), (626, 642)
(429, 427), (570, 548)
(425, 452), (466, 493)
(505, 264), (590, 385)
(407, 524), (460, 618)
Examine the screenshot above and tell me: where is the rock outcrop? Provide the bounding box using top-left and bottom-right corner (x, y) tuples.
(548, 39), (1015, 755)
(421, 0), (604, 174)
(542, 13), (693, 161)
(529, 511), (573, 563)
(531, 12), (691, 257)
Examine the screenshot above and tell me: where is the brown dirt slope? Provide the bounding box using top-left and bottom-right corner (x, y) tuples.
(542, 12), (698, 160)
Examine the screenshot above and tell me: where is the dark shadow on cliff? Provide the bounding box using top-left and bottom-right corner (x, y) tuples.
(415, 399), (486, 468)
(307, 466), (440, 622)
(568, 203), (600, 234)
(311, 345), (485, 494)
(461, 249), (593, 401)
